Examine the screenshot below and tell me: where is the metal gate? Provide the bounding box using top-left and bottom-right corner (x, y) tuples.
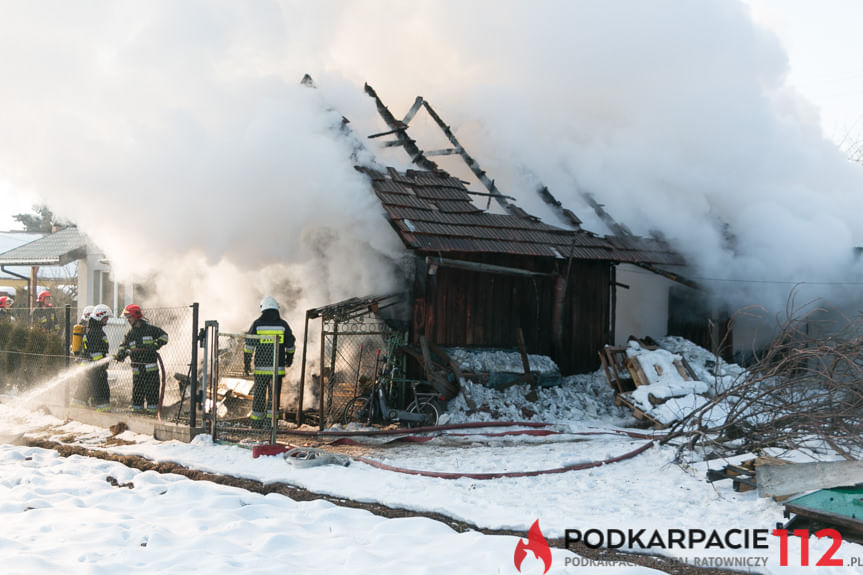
(296, 295), (404, 429)
(200, 320), (283, 442)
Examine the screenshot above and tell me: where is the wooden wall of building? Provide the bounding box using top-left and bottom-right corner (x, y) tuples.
(411, 254), (612, 375)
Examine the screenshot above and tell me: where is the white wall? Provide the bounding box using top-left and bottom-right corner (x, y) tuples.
(613, 264), (675, 345)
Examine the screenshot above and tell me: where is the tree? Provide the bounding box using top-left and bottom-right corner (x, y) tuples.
(12, 205), (68, 233)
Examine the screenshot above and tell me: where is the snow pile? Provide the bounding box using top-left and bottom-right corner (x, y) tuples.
(624, 341), (710, 423)
(443, 338), (751, 430)
(446, 369), (633, 428)
(445, 348), (559, 375)
(657, 335), (748, 392)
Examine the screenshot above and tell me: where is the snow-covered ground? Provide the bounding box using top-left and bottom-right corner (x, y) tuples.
(1, 338), (861, 574)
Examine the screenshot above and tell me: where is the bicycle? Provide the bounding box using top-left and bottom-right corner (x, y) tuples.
(341, 339), (445, 427)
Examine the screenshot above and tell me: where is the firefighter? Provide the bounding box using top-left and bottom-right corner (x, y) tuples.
(73, 304), (112, 411)
(0, 296), (14, 322)
(72, 305), (95, 357)
(32, 290), (59, 333)
(80, 305), (94, 326)
(114, 304), (168, 414)
(243, 296), (295, 428)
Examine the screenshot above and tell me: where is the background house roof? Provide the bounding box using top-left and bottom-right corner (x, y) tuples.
(0, 231), (43, 279)
(0, 227), (90, 267)
(366, 167), (684, 266)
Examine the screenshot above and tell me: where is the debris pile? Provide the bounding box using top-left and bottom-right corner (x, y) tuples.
(600, 339), (713, 428)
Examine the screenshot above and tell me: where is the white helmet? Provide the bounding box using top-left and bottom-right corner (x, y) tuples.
(81, 305), (94, 321)
(260, 296), (279, 312)
(91, 304), (112, 322)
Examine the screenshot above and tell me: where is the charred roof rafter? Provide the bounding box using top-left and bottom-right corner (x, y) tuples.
(364, 84), (527, 218)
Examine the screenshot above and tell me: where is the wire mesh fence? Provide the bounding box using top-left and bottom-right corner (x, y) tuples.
(0, 295), (429, 438)
(0, 304), (197, 421)
(202, 303), (403, 440)
(319, 321), (391, 428)
(0, 315), (67, 392)
(206, 331), (280, 441)
(105, 305), (196, 417)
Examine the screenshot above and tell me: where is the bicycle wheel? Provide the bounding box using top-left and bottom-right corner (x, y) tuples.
(342, 396), (370, 425)
(406, 399), (439, 428)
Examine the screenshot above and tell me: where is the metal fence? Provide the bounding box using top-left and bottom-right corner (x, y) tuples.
(200, 325), (283, 442)
(0, 308), (68, 392)
(317, 316), (393, 428)
(0, 304), (198, 422)
(2, 296), (426, 439)
(103, 305), (197, 418)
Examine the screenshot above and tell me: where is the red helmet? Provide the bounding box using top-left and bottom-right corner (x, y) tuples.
(122, 304), (143, 321)
(38, 291), (51, 302)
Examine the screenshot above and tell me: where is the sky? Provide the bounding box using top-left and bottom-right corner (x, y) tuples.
(2, 1), (863, 329)
(2, 337), (862, 574)
(745, 0), (863, 145)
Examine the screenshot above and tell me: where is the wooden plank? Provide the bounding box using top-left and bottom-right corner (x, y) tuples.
(496, 372), (537, 390)
(784, 503), (863, 535)
(613, 391), (667, 429)
(757, 460), (863, 498)
(626, 356), (652, 387)
(673, 359), (693, 381)
(427, 340), (464, 381)
(516, 328), (531, 374)
(599, 350), (622, 393)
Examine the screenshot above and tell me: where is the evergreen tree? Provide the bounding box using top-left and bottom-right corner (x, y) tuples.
(12, 205), (69, 233)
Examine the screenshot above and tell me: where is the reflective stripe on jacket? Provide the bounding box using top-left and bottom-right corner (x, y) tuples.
(244, 310), (295, 373)
(82, 318), (109, 363)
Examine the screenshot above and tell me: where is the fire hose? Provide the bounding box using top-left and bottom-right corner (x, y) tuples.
(250, 436), (655, 478)
(156, 352), (166, 421)
(278, 420), (663, 440)
(352, 440), (655, 479)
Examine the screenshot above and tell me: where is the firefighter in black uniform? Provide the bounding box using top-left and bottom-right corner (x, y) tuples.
(73, 304), (112, 411)
(114, 304), (168, 413)
(0, 296), (14, 322)
(32, 290), (59, 333)
(244, 296), (295, 428)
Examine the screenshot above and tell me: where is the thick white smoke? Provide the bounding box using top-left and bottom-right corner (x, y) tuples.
(0, 0), (861, 330)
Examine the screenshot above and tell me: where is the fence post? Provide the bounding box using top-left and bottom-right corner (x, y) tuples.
(65, 304), (71, 407)
(270, 334), (278, 446)
(190, 302), (199, 429)
(296, 310), (311, 426)
(64, 304), (71, 367)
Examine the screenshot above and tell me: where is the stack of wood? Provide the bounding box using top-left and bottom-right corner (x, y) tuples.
(598, 339), (700, 429)
(706, 455), (790, 494)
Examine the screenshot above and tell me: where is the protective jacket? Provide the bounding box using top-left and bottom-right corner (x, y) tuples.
(243, 309), (295, 375)
(33, 306), (58, 332)
(116, 320), (168, 364)
(82, 318), (109, 362)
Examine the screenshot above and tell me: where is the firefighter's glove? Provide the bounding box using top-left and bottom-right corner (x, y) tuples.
(285, 354), (294, 368)
(243, 359), (251, 377)
(114, 349), (127, 362)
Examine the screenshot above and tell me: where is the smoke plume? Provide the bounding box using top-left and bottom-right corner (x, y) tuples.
(0, 0), (861, 331)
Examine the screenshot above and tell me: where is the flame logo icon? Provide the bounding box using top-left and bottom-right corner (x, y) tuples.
(513, 519), (552, 574)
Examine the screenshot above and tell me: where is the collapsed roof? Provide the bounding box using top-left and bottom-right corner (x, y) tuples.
(355, 82), (692, 283)
(363, 166), (683, 266)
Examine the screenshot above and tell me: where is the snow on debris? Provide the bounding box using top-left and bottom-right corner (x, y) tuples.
(445, 347), (559, 375)
(443, 337), (750, 429)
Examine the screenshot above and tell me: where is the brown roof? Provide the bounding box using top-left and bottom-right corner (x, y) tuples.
(365, 167), (684, 266)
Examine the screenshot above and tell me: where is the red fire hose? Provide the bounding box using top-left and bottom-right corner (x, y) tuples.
(353, 440), (655, 480)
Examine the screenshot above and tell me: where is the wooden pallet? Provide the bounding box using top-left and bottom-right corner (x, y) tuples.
(599, 346), (636, 393)
(601, 343), (703, 428)
(707, 456), (790, 494)
(613, 392), (668, 429)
